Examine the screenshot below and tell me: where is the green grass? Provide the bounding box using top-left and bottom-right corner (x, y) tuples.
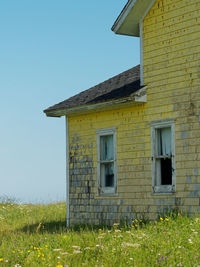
(0, 201), (200, 266)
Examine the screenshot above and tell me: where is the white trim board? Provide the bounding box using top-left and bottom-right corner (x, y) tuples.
(112, 0), (156, 37)
(65, 116), (70, 227)
(139, 21), (144, 86)
(96, 127), (117, 196)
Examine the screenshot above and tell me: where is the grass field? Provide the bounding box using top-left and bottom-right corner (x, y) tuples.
(0, 201), (200, 266)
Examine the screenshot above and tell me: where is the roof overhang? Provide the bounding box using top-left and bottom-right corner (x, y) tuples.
(112, 0), (155, 37)
(44, 86), (147, 117)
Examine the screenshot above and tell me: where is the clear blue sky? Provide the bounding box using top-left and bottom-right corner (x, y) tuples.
(0, 1), (140, 203)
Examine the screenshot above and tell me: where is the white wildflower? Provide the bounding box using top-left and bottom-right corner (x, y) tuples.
(122, 242), (141, 248)
(60, 252), (68, 255)
(72, 245), (80, 249)
(73, 250), (81, 254)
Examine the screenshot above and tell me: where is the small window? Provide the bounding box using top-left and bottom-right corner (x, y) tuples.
(96, 128), (117, 195)
(151, 120), (175, 193)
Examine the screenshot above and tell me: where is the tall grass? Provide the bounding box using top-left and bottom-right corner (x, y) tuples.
(0, 201), (199, 266)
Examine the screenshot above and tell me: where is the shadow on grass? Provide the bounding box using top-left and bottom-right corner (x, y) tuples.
(18, 221), (112, 234)
(19, 220), (67, 234)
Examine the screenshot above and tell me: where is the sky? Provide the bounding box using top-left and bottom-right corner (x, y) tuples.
(0, 1), (140, 204)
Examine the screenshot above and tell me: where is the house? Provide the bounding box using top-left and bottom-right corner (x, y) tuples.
(44, 0), (200, 226)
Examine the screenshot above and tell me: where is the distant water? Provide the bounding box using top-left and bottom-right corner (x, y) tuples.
(0, 193), (65, 204)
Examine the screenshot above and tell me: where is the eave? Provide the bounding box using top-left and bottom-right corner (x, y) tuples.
(112, 0), (155, 37)
(44, 86), (147, 118)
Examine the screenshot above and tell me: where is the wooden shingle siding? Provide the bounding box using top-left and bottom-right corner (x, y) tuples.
(67, 0), (200, 225)
(143, 0), (200, 217)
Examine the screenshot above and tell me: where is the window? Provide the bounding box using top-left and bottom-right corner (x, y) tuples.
(96, 128), (117, 195)
(151, 120), (175, 193)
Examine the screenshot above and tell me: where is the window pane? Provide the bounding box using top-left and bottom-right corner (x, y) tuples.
(100, 162), (114, 187)
(156, 158), (172, 185)
(100, 135), (113, 160)
(157, 127), (171, 156)
(161, 158), (172, 185)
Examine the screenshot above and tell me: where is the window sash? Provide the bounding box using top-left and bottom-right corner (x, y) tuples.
(100, 162), (115, 187)
(100, 135), (114, 161)
(151, 120), (175, 193)
(157, 127), (171, 156)
(96, 128), (117, 195)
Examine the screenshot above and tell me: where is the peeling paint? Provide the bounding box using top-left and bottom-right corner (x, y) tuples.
(186, 176), (192, 184)
(181, 131), (187, 139)
(193, 168), (199, 176)
(67, 0), (200, 226)
(188, 191), (200, 198)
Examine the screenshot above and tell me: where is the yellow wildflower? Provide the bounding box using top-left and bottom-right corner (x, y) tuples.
(0, 259), (3, 262)
(160, 217), (163, 221)
(165, 218), (169, 222)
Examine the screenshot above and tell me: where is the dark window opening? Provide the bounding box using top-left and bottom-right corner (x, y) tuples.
(104, 163), (114, 187)
(161, 158), (172, 185)
(105, 173), (114, 187)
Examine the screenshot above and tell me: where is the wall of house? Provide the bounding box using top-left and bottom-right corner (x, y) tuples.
(68, 104), (150, 225)
(143, 0), (200, 215)
(68, 0), (200, 225)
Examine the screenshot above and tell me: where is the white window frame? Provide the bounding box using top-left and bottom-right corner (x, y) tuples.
(96, 127), (117, 195)
(151, 119), (176, 194)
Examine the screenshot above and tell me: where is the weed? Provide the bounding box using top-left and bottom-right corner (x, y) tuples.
(0, 202), (199, 266)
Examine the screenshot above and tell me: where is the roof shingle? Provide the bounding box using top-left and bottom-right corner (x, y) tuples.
(44, 65), (141, 113)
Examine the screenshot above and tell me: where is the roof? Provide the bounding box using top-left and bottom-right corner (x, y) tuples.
(112, 0), (155, 37)
(44, 65), (145, 117)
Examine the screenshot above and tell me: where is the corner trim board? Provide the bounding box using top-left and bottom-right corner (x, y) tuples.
(139, 21), (144, 86)
(66, 116), (70, 227)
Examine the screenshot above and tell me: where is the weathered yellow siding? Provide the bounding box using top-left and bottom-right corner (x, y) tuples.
(143, 0), (200, 215)
(68, 104), (148, 225)
(68, 0), (200, 225)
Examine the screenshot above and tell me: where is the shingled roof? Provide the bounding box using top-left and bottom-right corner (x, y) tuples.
(44, 65), (143, 116)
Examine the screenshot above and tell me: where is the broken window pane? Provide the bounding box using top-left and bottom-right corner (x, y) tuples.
(156, 127), (172, 185)
(151, 120), (175, 193)
(100, 163), (114, 187)
(157, 127), (171, 156)
(161, 158), (172, 185)
(100, 135), (113, 161)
